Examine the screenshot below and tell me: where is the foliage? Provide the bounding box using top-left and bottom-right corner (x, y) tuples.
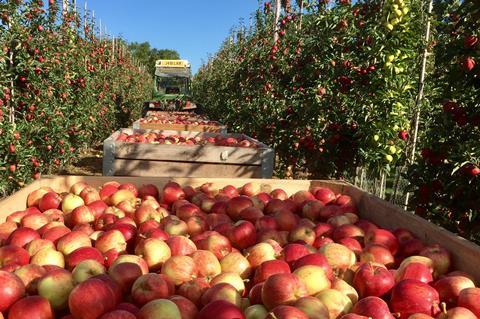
(0, 0), (152, 195)
(128, 41), (180, 77)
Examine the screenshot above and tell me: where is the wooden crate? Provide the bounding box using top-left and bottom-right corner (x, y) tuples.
(0, 176), (479, 283)
(103, 129), (275, 178)
(132, 120), (227, 133)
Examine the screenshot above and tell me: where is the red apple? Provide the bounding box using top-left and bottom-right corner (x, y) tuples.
(0, 270), (25, 312)
(313, 187), (336, 204)
(239, 207), (264, 224)
(365, 229), (399, 255)
(458, 288), (480, 318)
(253, 259), (291, 284)
(226, 220), (256, 250)
(220, 251), (252, 279)
(301, 200), (324, 221)
(270, 188), (288, 200)
(353, 262), (395, 298)
(88, 200), (108, 218)
(294, 296), (330, 319)
(390, 279), (441, 319)
(108, 261), (143, 293)
(166, 235), (197, 256)
(38, 192), (62, 212)
(197, 300), (244, 319)
(288, 225), (316, 245)
(244, 242), (276, 268)
(352, 296), (394, 319)
(8, 295), (54, 319)
(360, 244), (395, 268)
(138, 184), (159, 199)
(274, 209), (298, 231)
(68, 278), (118, 319)
(201, 282), (242, 307)
(99, 310), (136, 319)
(261, 273), (308, 310)
(162, 182), (185, 205)
(395, 262), (433, 283)
(169, 295), (198, 319)
(178, 278), (210, 306)
(432, 276), (475, 306)
(161, 255), (197, 285)
(0, 245), (30, 269)
(14, 264), (46, 294)
(131, 273), (175, 306)
(7, 227), (40, 248)
(95, 230), (127, 254)
(56, 231), (92, 255)
(194, 232), (232, 260)
(292, 253), (334, 281)
(116, 302), (140, 315)
(226, 196), (254, 221)
(110, 254), (149, 275)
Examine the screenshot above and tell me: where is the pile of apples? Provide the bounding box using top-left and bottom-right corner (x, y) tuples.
(139, 113), (219, 126)
(0, 180), (479, 319)
(116, 132), (259, 148)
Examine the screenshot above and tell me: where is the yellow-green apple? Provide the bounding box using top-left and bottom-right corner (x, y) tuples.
(193, 231), (232, 260)
(134, 238), (171, 271)
(137, 298), (181, 319)
(14, 264), (46, 294)
(210, 272), (245, 294)
(68, 278), (118, 319)
(110, 189), (136, 207)
(178, 278), (210, 306)
(70, 181), (89, 195)
(360, 244), (395, 268)
(190, 250), (221, 279)
(26, 239), (55, 256)
(353, 262), (395, 298)
(168, 295), (198, 319)
(0, 270), (25, 312)
(131, 273), (175, 306)
(420, 244), (451, 278)
(163, 218), (188, 236)
(315, 289), (353, 319)
(201, 283), (242, 307)
(261, 273), (308, 310)
(95, 230), (127, 254)
(166, 235), (197, 256)
(72, 259), (106, 283)
(245, 304), (269, 319)
(437, 307), (478, 319)
(295, 296), (330, 319)
(266, 305), (309, 319)
(352, 296), (395, 319)
(288, 225), (316, 245)
(161, 255), (197, 285)
(458, 288), (480, 317)
(61, 193), (85, 214)
(7, 227), (40, 248)
(293, 265), (331, 295)
(8, 295), (54, 319)
(292, 253), (334, 281)
(220, 251), (252, 279)
(244, 242), (276, 268)
(332, 278), (359, 303)
(37, 268), (75, 311)
(31, 247), (65, 268)
(110, 254), (149, 274)
(27, 186), (54, 207)
(226, 196), (254, 221)
(56, 230), (91, 255)
(253, 259), (290, 284)
(390, 279), (441, 319)
(38, 192), (62, 212)
(433, 276), (475, 306)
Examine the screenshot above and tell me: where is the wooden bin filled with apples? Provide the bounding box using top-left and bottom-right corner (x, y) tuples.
(103, 129), (274, 178)
(132, 112), (227, 133)
(0, 175), (479, 319)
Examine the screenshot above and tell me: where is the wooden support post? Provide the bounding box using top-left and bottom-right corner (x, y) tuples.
(273, 0), (281, 43)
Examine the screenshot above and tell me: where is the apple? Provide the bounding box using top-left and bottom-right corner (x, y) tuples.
(226, 220), (256, 250)
(178, 278), (210, 306)
(420, 244), (451, 277)
(226, 196), (254, 221)
(390, 279), (441, 319)
(220, 251), (252, 279)
(42, 226), (70, 244)
(79, 186), (101, 205)
(398, 238), (425, 257)
(7, 227), (40, 248)
(365, 229), (399, 255)
(301, 200), (324, 221)
(319, 205), (344, 220)
(353, 262), (395, 298)
(201, 282), (242, 307)
(27, 186), (54, 207)
(0, 270), (25, 312)
(169, 295), (198, 319)
(274, 209), (298, 231)
(8, 295), (54, 319)
(458, 288), (480, 318)
(116, 302), (140, 315)
(136, 298), (181, 319)
(0, 221), (17, 242)
(256, 216), (279, 231)
(26, 238), (55, 256)
(37, 192), (62, 213)
(95, 230), (127, 254)
(0, 244), (30, 269)
(200, 198), (216, 213)
(70, 181), (89, 195)
(161, 255), (197, 285)
(162, 182), (185, 205)
(433, 276), (475, 306)
(68, 278), (118, 319)
(163, 218), (188, 236)
(185, 216), (207, 236)
(134, 206), (168, 224)
(332, 278), (359, 304)
(270, 188), (288, 200)
(397, 256), (434, 276)
(315, 289), (353, 319)
(191, 250), (222, 278)
(14, 264), (46, 294)
(320, 243), (356, 273)
(261, 273), (308, 310)
(61, 193), (85, 214)
(99, 310), (137, 319)
(437, 307), (478, 319)
(88, 200), (108, 218)
(73, 223), (95, 236)
(166, 235), (197, 256)
(69, 205), (96, 226)
(197, 300), (245, 319)
(72, 259), (106, 283)
(138, 220), (161, 234)
(245, 304), (269, 319)
(332, 224), (365, 242)
(253, 259), (290, 284)
(293, 265), (331, 295)
(135, 237), (171, 271)
(138, 184), (159, 199)
(313, 187), (336, 204)
(175, 203), (201, 220)
(360, 244), (395, 268)
(292, 253), (334, 280)
(289, 225), (316, 245)
(239, 207), (264, 224)
(281, 243), (310, 268)
(352, 296), (395, 319)
(131, 273), (175, 306)
(37, 268), (75, 311)
(210, 201), (228, 215)
(108, 262), (144, 293)
(395, 262), (433, 283)
(110, 254), (149, 275)
(244, 242), (276, 268)
(314, 223), (334, 237)
(294, 296), (330, 319)
(194, 232), (232, 260)
(210, 272), (246, 294)
(56, 231), (92, 255)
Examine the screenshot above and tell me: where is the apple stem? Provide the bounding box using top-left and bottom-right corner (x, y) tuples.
(441, 302), (447, 314)
(269, 312), (279, 319)
(392, 312), (401, 318)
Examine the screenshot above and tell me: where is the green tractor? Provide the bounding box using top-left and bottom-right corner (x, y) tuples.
(143, 59), (198, 115)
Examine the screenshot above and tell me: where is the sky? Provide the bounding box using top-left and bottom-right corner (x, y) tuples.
(83, 0), (262, 74)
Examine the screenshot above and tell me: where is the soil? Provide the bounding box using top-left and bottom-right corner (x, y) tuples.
(58, 145), (103, 176)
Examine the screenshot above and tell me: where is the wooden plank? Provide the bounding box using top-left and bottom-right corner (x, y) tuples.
(0, 176), (478, 283)
(109, 159), (263, 178)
